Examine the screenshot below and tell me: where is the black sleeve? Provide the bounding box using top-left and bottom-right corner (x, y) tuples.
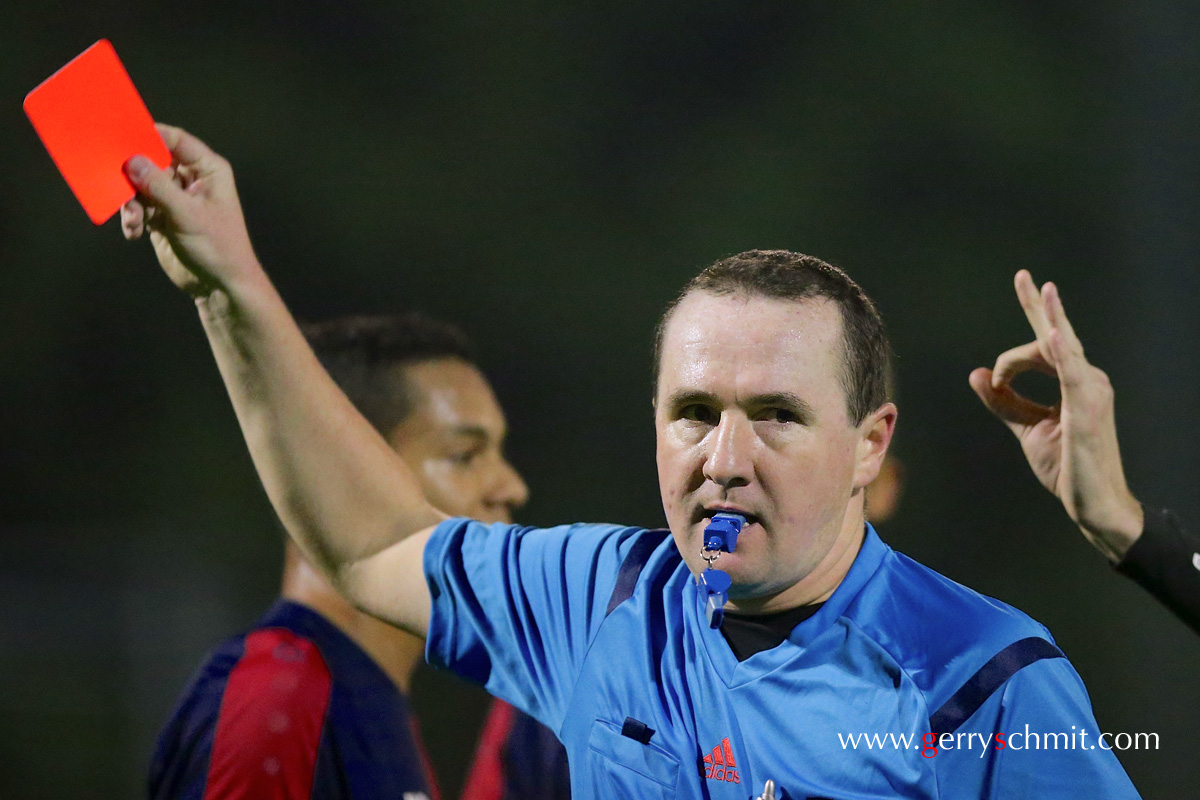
(1114, 505), (1200, 635)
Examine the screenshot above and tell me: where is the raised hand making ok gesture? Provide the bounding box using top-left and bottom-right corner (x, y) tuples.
(969, 270), (1143, 562)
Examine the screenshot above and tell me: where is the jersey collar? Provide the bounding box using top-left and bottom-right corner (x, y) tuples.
(693, 524), (889, 687)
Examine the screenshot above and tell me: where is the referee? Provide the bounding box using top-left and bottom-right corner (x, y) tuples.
(121, 126), (1141, 799)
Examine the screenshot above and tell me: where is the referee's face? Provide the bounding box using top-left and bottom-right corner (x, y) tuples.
(654, 292), (895, 611)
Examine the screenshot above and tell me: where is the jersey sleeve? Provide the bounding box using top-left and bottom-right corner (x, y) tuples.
(149, 646), (238, 800)
(422, 518), (645, 731)
(151, 629), (335, 800)
(933, 657), (1141, 798)
(1116, 505), (1200, 635)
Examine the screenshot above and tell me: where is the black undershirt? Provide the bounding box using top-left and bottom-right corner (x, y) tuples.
(720, 603), (825, 662)
(1116, 505), (1200, 636)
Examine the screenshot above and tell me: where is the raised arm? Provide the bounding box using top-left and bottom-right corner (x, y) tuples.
(969, 272), (1200, 636)
(967, 270), (1142, 562)
(122, 125), (441, 636)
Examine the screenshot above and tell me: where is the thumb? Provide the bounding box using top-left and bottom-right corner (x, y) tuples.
(124, 155), (188, 211)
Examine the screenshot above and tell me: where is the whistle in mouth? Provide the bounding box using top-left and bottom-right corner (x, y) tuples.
(703, 512), (746, 553)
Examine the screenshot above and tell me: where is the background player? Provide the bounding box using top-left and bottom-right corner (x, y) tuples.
(149, 313), (529, 799)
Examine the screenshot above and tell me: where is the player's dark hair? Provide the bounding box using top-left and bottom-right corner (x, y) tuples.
(301, 313), (477, 436)
(653, 250), (892, 425)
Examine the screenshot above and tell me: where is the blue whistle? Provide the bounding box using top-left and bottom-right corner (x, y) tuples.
(699, 568), (732, 628)
(704, 512), (746, 553)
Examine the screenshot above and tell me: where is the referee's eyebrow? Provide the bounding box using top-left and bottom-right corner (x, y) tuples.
(664, 389), (816, 422)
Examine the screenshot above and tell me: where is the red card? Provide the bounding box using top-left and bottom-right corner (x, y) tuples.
(24, 40), (171, 225)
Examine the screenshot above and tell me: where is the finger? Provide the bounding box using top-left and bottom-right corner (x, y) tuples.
(1014, 270), (1053, 351)
(120, 198), (145, 239)
(970, 367), (1055, 429)
(1047, 328), (1090, 395)
(155, 123), (224, 177)
(1042, 282), (1085, 358)
(992, 340), (1058, 388)
(124, 155), (190, 213)
(1041, 283), (1096, 406)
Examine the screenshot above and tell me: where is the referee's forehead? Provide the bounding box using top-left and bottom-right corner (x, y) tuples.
(655, 292), (846, 402)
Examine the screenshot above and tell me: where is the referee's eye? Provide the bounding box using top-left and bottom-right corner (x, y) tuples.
(760, 408), (800, 424)
(680, 404), (719, 425)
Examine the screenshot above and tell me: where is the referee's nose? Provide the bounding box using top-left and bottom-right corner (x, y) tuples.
(702, 411), (754, 491)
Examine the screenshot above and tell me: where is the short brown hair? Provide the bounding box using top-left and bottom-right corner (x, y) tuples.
(653, 250), (892, 424)
(301, 313), (477, 435)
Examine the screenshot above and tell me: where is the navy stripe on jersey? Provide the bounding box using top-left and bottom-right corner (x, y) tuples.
(497, 703), (572, 799)
(605, 531), (667, 616)
(929, 636), (1064, 735)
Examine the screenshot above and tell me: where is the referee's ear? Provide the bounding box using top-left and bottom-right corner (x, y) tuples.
(852, 402), (897, 491)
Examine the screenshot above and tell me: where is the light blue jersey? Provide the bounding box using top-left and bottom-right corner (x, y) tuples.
(424, 519), (1140, 799)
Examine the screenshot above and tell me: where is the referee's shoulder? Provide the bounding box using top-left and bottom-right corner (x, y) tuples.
(536, 521), (675, 573)
(852, 545), (1057, 698)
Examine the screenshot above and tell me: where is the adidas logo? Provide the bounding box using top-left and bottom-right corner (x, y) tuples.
(701, 737), (741, 784)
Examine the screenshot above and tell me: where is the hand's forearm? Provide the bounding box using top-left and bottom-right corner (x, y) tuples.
(1078, 492), (1144, 563)
(195, 270), (441, 577)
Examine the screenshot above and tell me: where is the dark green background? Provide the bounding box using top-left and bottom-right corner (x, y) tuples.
(2, 2), (1198, 797)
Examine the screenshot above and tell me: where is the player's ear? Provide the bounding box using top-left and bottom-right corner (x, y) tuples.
(852, 402), (897, 490)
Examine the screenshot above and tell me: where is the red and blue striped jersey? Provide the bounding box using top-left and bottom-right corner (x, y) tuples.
(149, 600), (439, 800)
(460, 698), (570, 800)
